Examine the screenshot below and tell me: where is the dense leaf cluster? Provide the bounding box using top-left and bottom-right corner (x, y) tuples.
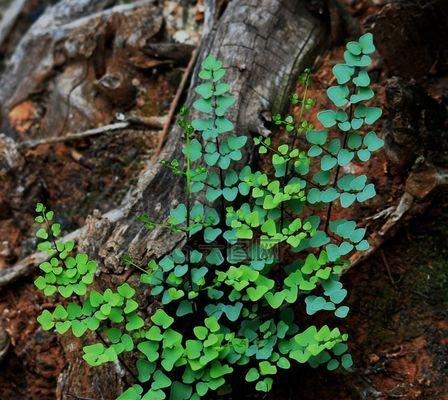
(34, 33), (382, 399)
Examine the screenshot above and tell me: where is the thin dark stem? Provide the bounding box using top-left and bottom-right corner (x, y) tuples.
(327, 232), (343, 244)
(216, 139), (227, 240)
(294, 173), (320, 189)
(280, 70), (311, 229)
(201, 181), (219, 190)
(211, 81), (228, 264)
(283, 208), (298, 220)
(323, 102), (354, 233)
(318, 144), (332, 155)
(186, 195), (194, 289)
(184, 124), (198, 312)
(258, 140), (283, 156)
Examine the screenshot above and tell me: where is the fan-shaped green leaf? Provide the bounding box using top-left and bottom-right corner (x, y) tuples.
(327, 85), (349, 107)
(332, 64), (354, 84)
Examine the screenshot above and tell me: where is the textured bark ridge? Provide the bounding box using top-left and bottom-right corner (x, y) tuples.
(0, 0), (114, 120)
(349, 77), (448, 270)
(57, 1), (326, 398)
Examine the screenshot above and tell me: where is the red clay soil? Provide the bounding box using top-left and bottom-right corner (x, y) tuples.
(0, 2), (447, 399)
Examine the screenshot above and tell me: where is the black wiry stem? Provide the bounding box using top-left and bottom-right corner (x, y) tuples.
(323, 74), (357, 234)
(211, 80), (228, 264)
(280, 69), (311, 230)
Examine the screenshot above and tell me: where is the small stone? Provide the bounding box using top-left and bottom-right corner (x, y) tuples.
(173, 30), (190, 44)
(0, 134), (24, 174)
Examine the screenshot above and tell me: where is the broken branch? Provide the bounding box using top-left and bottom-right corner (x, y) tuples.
(18, 116), (165, 150)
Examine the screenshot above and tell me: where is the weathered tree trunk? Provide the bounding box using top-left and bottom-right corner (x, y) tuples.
(56, 1), (327, 398)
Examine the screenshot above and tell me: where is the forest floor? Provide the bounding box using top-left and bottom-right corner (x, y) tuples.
(291, 196), (448, 399)
(0, 1), (446, 399)
(1, 198), (447, 399)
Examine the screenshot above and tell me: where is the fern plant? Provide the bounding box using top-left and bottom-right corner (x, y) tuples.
(34, 33), (382, 400)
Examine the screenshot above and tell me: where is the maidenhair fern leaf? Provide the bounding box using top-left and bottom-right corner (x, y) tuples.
(34, 33), (382, 399)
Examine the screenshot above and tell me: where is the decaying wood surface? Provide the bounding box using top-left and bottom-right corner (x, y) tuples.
(349, 77), (448, 268)
(0, 0), (27, 49)
(368, 0), (448, 79)
(49, 0), (327, 398)
(142, 42), (195, 65)
(382, 77), (448, 173)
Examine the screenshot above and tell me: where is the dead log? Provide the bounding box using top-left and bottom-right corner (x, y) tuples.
(382, 77), (448, 174)
(367, 0), (448, 78)
(55, 1), (327, 398)
(0, 0), (27, 49)
(142, 42), (195, 65)
(0, 0), (116, 123)
(0, 133), (24, 174)
(0, 322), (9, 365)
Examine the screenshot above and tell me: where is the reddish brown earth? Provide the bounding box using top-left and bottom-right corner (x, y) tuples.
(0, 1), (447, 399)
